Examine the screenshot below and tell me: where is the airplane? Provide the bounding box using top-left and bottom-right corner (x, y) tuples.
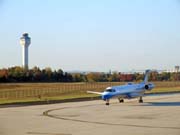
(87, 70), (155, 105)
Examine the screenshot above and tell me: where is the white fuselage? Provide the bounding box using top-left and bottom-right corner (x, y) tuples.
(101, 82), (154, 100)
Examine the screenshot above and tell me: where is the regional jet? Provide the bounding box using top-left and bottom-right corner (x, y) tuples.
(87, 70), (154, 105)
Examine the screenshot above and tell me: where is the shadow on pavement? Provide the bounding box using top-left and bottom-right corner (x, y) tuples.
(144, 102), (180, 106)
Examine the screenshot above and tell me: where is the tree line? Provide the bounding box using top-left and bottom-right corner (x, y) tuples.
(0, 66), (180, 82)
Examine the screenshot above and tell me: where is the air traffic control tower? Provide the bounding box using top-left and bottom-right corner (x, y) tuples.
(20, 33), (31, 69)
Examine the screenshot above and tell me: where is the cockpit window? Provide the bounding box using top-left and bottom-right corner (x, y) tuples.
(106, 89), (116, 92)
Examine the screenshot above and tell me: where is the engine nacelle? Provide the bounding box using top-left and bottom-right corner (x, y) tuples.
(144, 83), (154, 91)
(145, 85), (149, 90)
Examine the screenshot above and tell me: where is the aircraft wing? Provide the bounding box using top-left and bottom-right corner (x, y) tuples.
(87, 91), (103, 95)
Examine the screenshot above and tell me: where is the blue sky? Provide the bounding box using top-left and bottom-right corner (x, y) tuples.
(0, 0), (180, 72)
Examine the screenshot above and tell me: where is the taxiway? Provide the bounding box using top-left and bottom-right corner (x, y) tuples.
(0, 93), (180, 135)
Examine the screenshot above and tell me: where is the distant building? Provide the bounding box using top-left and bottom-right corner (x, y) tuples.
(175, 66), (180, 73)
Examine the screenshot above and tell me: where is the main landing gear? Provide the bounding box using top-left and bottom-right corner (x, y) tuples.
(118, 98), (124, 103)
(139, 96), (143, 103)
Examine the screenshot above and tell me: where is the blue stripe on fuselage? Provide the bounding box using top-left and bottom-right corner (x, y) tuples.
(101, 83), (146, 100)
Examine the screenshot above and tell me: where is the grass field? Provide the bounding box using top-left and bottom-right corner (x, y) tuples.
(0, 82), (180, 104)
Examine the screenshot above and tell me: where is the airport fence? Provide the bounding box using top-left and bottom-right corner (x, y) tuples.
(0, 81), (180, 100)
(0, 82), (123, 100)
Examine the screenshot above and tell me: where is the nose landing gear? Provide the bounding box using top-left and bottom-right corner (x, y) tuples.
(105, 99), (110, 105)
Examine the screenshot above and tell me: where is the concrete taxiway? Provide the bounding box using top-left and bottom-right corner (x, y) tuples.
(0, 94), (180, 135)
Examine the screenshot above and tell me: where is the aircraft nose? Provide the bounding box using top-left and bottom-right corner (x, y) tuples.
(102, 94), (110, 100)
(102, 95), (107, 100)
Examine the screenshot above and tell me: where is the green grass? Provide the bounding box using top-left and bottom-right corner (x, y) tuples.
(0, 82), (180, 105)
(148, 87), (180, 93)
(0, 93), (100, 105)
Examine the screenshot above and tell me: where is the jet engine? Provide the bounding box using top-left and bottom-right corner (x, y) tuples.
(145, 84), (149, 90)
(144, 83), (154, 91)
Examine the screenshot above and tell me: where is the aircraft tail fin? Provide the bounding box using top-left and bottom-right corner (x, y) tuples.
(144, 69), (151, 84)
